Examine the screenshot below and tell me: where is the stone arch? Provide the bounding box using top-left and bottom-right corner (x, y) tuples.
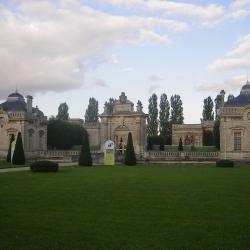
(113, 125), (129, 154)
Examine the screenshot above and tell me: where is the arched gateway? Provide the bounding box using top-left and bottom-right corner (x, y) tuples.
(85, 92), (147, 155)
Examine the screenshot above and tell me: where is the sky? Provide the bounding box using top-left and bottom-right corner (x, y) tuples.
(0, 0), (250, 123)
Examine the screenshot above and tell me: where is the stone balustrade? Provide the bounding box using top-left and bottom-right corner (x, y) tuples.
(146, 151), (219, 161)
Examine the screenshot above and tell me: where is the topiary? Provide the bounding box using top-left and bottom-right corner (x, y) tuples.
(178, 138), (183, 151)
(78, 130), (92, 166)
(30, 161), (59, 172)
(12, 132), (25, 165)
(124, 132), (136, 166)
(216, 160), (234, 168)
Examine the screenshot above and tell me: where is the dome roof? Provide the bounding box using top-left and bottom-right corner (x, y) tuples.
(225, 80), (250, 107)
(8, 92), (24, 98)
(240, 80), (250, 95)
(0, 91), (26, 112)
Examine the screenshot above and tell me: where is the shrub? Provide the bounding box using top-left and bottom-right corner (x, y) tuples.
(124, 132), (136, 165)
(12, 132), (25, 165)
(78, 130), (92, 166)
(216, 160), (234, 168)
(178, 138), (183, 151)
(30, 161), (59, 172)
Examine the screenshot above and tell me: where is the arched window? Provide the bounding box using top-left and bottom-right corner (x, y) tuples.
(39, 130), (45, 150)
(28, 129), (34, 151)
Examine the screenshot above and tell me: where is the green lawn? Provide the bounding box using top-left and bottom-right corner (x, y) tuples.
(0, 165), (250, 249)
(0, 161), (27, 169)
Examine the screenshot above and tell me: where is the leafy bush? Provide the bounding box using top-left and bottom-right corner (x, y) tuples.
(124, 132), (136, 166)
(12, 132), (25, 165)
(78, 130), (92, 166)
(178, 138), (183, 151)
(47, 118), (85, 150)
(30, 161), (59, 172)
(216, 160), (234, 168)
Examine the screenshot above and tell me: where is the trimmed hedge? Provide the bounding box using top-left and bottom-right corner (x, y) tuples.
(30, 161), (59, 172)
(216, 160), (234, 168)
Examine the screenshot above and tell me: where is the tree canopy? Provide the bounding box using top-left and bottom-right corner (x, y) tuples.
(104, 98), (115, 115)
(170, 95), (184, 124)
(159, 93), (170, 142)
(85, 97), (99, 123)
(57, 102), (69, 120)
(202, 96), (214, 121)
(147, 93), (158, 136)
(47, 118), (85, 150)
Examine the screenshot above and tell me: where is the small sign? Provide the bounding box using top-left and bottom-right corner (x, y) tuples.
(104, 140), (115, 165)
(11, 139), (16, 162)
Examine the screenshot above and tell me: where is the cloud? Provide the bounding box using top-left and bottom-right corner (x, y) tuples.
(121, 67), (135, 72)
(147, 75), (164, 82)
(0, 0), (185, 99)
(208, 34), (250, 72)
(88, 78), (108, 87)
(231, 0), (250, 9)
(95, 0), (225, 24)
(196, 75), (247, 93)
(148, 84), (161, 93)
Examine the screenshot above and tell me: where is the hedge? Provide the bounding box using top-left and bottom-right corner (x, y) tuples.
(216, 160), (234, 168)
(30, 161), (59, 172)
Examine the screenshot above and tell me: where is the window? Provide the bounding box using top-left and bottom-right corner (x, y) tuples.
(234, 132), (241, 151)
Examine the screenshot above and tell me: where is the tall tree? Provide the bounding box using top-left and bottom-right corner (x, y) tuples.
(213, 119), (220, 149)
(85, 97), (99, 123)
(170, 95), (184, 124)
(147, 93), (158, 136)
(124, 132), (136, 165)
(159, 93), (170, 142)
(12, 132), (25, 165)
(104, 98), (115, 115)
(57, 102), (69, 120)
(78, 130), (92, 166)
(214, 90), (225, 119)
(202, 96), (214, 121)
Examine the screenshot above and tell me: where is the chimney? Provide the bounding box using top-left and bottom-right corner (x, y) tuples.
(220, 90), (225, 107)
(26, 95), (33, 113)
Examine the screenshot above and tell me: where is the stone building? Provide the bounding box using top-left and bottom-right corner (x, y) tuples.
(172, 121), (214, 147)
(85, 92), (147, 155)
(0, 92), (47, 159)
(220, 80), (250, 160)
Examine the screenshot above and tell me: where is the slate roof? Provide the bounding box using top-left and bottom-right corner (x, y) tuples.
(224, 81), (250, 107)
(0, 92), (44, 116)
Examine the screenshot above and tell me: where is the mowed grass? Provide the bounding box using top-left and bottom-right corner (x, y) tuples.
(0, 165), (250, 250)
(0, 161), (27, 169)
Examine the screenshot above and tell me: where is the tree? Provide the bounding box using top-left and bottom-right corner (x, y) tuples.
(159, 93), (170, 143)
(47, 118), (85, 150)
(202, 96), (214, 121)
(147, 93), (158, 136)
(6, 134), (15, 162)
(203, 129), (213, 146)
(85, 97), (99, 123)
(78, 130), (92, 166)
(124, 132), (136, 165)
(57, 102), (69, 120)
(213, 119), (220, 149)
(12, 132), (25, 165)
(104, 98), (115, 115)
(178, 138), (183, 151)
(214, 90), (225, 119)
(170, 95), (184, 124)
